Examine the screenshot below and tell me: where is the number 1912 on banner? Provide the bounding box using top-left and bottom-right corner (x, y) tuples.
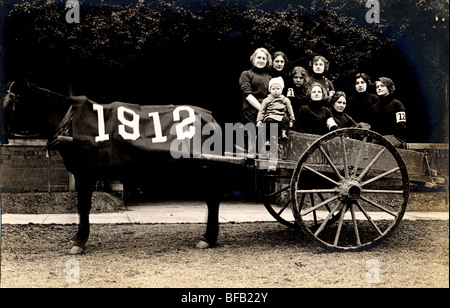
(92, 104), (197, 143)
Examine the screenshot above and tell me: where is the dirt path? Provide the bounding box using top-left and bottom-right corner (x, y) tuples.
(1, 220), (448, 288)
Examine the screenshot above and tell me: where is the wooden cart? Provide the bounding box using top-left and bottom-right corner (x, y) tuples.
(252, 128), (448, 251)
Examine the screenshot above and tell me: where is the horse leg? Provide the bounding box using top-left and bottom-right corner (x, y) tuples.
(196, 197), (220, 249)
(196, 167), (223, 249)
(70, 173), (96, 255)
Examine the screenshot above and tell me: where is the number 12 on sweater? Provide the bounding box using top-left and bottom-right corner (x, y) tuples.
(395, 112), (406, 123)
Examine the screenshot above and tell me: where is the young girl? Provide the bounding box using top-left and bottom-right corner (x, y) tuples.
(346, 73), (379, 125)
(372, 77), (407, 147)
(285, 66), (311, 113)
(329, 91), (357, 128)
(309, 56), (335, 102)
(296, 82), (337, 135)
(257, 77), (295, 140)
(239, 47), (272, 124)
(270, 51), (290, 81)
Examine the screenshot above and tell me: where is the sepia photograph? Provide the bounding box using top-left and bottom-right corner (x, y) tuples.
(1, 0), (448, 292)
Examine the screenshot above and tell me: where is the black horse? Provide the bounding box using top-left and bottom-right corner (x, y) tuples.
(4, 82), (235, 254)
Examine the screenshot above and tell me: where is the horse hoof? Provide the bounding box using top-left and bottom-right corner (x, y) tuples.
(196, 240), (211, 249)
(69, 245), (85, 255)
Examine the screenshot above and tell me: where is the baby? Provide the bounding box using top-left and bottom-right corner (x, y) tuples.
(257, 77), (295, 140)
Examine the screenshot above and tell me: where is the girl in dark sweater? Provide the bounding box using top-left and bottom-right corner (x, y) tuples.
(309, 56), (335, 104)
(346, 73), (379, 126)
(296, 82), (338, 135)
(270, 51), (291, 82)
(284, 66), (311, 113)
(372, 77), (407, 147)
(330, 91), (357, 128)
(239, 47), (272, 124)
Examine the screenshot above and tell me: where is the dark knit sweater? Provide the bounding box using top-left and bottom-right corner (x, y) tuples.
(284, 84), (309, 113)
(331, 108), (356, 128)
(239, 67), (271, 109)
(309, 74), (334, 95)
(371, 95), (406, 140)
(347, 92), (379, 124)
(297, 100), (334, 135)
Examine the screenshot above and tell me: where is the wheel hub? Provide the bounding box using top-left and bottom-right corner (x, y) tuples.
(338, 179), (361, 200)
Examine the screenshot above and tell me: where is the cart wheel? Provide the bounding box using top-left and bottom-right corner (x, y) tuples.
(290, 128), (409, 251)
(259, 171), (341, 229)
(258, 171), (298, 229)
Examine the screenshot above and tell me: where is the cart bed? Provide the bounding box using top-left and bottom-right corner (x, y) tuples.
(255, 131), (447, 188)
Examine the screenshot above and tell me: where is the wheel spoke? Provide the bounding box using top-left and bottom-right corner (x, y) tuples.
(297, 192), (306, 215)
(314, 202), (343, 236)
(319, 145), (344, 180)
(360, 167), (400, 186)
(357, 147), (386, 180)
(277, 200), (290, 216)
(260, 173), (297, 229)
(353, 136), (368, 176)
(341, 135), (349, 178)
(333, 203), (348, 246)
(297, 189), (337, 194)
(266, 184), (290, 198)
(317, 193), (332, 213)
(301, 195), (340, 216)
(299, 192), (306, 206)
(303, 164), (340, 186)
(310, 194), (318, 225)
(355, 200), (383, 235)
(361, 189), (404, 194)
(359, 195), (398, 217)
(350, 202), (361, 246)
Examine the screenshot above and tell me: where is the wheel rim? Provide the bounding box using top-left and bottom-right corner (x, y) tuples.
(290, 128), (409, 251)
(259, 171), (298, 229)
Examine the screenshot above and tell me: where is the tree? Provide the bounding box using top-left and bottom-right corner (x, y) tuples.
(2, 0), (448, 142)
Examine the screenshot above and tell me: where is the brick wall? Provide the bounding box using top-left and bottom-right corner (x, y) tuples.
(0, 139), (70, 192)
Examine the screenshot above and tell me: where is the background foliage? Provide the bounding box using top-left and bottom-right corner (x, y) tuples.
(1, 0), (448, 142)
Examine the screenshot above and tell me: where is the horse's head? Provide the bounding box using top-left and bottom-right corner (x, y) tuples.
(2, 81), (72, 140)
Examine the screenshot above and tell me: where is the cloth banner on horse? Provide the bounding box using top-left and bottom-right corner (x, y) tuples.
(66, 96), (221, 169)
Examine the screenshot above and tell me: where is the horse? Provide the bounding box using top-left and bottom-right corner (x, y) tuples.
(3, 81), (235, 254)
